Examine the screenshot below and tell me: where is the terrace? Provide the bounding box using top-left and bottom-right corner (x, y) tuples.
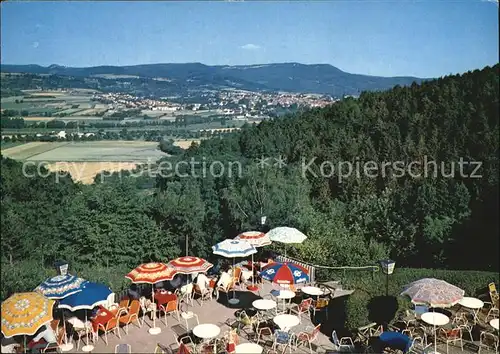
(75, 279), (497, 354)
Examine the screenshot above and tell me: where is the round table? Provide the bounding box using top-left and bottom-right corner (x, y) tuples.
(421, 312), (450, 354)
(490, 318), (499, 330)
(273, 314), (300, 331)
(458, 297), (484, 323)
(276, 290), (295, 311)
(235, 343), (263, 353)
(252, 299), (277, 311)
(301, 286), (324, 296)
(193, 323), (221, 339)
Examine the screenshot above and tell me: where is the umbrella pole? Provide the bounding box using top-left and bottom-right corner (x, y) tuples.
(251, 254), (255, 288)
(232, 257), (236, 299)
(152, 285), (156, 329)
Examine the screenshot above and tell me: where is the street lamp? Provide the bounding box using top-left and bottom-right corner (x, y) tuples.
(380, 259), (396, 296)
(54, 260), (69, 276)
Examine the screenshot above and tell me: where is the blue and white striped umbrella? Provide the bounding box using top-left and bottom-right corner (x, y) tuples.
(35, 274), (86, 299)
(58, 281), (112, 311)
(212, 239), (257, 259)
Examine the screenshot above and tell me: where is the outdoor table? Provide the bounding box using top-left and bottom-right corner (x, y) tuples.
(154, 290), (176, 307)
(379, 331), (413, 353)
(193, 323), (221, 353)
(273, 314), (300, 331)
(421, 312), (450, 354)
(235, 343), (263, 353)
(490, 318), (499, 330)
(253, 299), (277, 319)
(458, 297), (484, 323)
(301, 286), (324, 296)
(276, 290), (295, 311)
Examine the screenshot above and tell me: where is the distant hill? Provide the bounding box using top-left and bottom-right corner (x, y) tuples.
(0, 62), (426, 96)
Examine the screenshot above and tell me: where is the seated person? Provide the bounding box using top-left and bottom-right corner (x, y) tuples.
(196, 272), (210, 291)
(28, 324), (57, 351)
(128, 284), (140, 300)
(217, 268), (232, 288)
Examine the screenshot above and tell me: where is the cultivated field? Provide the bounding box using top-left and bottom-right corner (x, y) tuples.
(1, 141), (168, 183)
(45, 161), (141, 184)
(1, 142), (66, 160)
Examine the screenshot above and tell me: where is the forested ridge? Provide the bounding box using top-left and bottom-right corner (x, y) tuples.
(1, 64), (498, 300)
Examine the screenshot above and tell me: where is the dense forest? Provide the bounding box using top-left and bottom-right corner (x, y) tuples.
(1, 64), (498, 299)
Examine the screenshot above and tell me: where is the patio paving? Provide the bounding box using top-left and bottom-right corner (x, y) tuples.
(67, 281), (497, 353)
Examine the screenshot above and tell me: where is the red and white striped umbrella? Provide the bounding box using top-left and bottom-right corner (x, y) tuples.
(167, 256), (213, 274)
(125, 262), (177, 284)
(125, 262), (177, 335)
(235, 231), (272, 248)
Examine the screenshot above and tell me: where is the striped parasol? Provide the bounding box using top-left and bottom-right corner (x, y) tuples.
(167, 256), (213, 274)
(235, 231), (271, 290)
(213, 239), (257, 304)
(1, 292), (55, 337)
(260, 262), (310, 285)
(125, 262), (177, 284)
(235, 231), (271, 247)
(125, 263), (177, 335)
(35, 274), (86, 299)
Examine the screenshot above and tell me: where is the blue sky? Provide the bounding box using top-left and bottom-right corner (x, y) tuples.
(1, 1), (498, 77)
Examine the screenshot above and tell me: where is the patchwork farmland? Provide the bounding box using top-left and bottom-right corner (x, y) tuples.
(1, 141), (168, 184)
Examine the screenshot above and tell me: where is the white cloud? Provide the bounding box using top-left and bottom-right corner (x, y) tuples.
(240, 43), (261, 51)
(482, 0), (498, 5)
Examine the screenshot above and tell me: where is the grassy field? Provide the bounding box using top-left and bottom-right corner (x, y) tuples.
(1, 140), (168, 183)
(1, 142), (68, 160)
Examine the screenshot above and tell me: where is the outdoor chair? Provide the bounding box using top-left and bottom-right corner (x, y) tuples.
(170, 324), (196, 353)
(478, 331), (499, 354)
(176, 283), (194, 306)
(231, 267), (242, 287)
(397, 310), (417, 328)
(40, 324), (65, 353)
(484, 285), (499, 321)
(215, 280), (235, 301)
(289, 298), (312, 322)
(272, 330), (295, 353)
(119, 299), (141, 333)
(235, 310), (258, 336)
(255, 320), (273, 347)
(73, 321), (95, 350)
(193, 283), (212, 306)
(180, 311), (199, 330)
(437, 326), (463, 354)
(311, 297), (329, 320)
(295, 324), (321, 354)
(410, 326), (428, 346)
(355, 323), (378, 345)
(139, 296), (156, 322)
(97, 312), (122, 345)
(118, 298), (130, 312)
(114, 343), (132, 353)
(159, 299), (180, 326)
(332, 330), (355, 352)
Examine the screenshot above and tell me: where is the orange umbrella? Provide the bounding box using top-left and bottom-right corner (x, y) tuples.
(125, 263), (177, 335)
(167, 256), (213, 274)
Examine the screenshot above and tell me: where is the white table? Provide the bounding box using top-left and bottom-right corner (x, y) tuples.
(273, 314), (300, 331)
(421, 312), (450, 354)
(490, 318), (499, 330)
(301, 286), (324, 296)
(235, 343), (263, 353)
(193, 323), (221, 352)
(458, 297), (484, 323)
(253, 299), (277, 310)
(276, 290), (295, 311)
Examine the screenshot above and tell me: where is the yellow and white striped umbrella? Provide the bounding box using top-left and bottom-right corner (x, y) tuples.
(1, 292), (55, 337)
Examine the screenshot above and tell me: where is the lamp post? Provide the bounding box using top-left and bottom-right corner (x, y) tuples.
(54, 260), (69, 276)
(380, 259), (396, 296)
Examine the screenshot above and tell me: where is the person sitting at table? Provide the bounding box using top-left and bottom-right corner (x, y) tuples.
(128, 284), (140, 300)
(217, 267), (232, 289)
(196, 272), (210, 290)
(27, 324), (57, 351)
